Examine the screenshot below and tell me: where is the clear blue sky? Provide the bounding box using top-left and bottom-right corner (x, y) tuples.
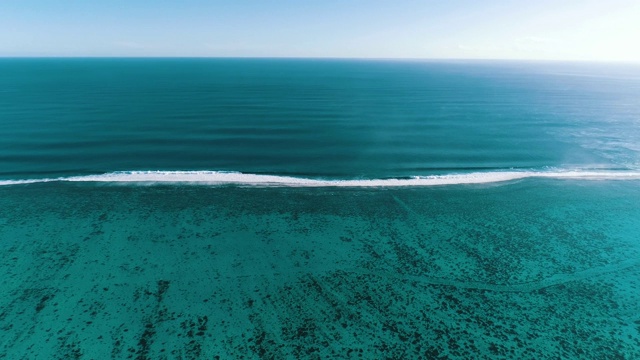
(1, 0), (639, 61)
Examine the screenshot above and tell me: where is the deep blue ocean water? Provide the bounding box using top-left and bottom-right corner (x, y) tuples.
(1, 59), (640, 358)
(2, 58), (640, 179)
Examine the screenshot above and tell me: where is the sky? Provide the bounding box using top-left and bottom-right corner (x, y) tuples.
(1, 0), (639, 61)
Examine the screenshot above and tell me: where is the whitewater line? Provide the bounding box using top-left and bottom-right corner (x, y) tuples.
(2, 169), (640, 187)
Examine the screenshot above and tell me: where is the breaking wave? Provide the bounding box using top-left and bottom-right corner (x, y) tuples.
(2, 169), (640, 187)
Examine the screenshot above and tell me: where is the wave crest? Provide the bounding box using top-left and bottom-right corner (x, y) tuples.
(2, 169), (640, 187)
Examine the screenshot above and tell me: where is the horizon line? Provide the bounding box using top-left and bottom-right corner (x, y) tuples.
(1, 56), (639, 65)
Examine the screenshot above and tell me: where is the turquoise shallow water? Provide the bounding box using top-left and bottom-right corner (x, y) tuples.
(1, 181), (640, 358)
(1, 59), (640, 358)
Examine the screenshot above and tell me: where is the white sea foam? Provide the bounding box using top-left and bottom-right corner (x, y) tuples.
(2, 169), (640, 187)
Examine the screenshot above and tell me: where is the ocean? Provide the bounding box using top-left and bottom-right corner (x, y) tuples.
(1, 58), (640, 358)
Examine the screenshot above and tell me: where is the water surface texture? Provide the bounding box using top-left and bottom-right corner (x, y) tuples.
(1, 59), (640, 358)
(2, 59), (640, 179)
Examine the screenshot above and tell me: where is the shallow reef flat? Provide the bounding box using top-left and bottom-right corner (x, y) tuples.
(1, 180), (640, 359)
